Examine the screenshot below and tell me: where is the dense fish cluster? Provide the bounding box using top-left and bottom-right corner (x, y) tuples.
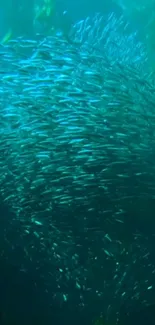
(0, 12), (155, 321)
(70, 13), (147, 67)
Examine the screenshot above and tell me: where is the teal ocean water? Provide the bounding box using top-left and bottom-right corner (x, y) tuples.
(0, 1), (155, 325)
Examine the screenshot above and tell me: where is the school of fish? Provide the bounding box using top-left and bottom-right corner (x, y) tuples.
(0, 12), (155, 322)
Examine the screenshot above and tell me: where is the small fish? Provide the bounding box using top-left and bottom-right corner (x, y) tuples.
(0, 12), (154, 322)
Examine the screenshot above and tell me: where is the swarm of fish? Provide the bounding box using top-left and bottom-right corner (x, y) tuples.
(0, 12), (155, 321)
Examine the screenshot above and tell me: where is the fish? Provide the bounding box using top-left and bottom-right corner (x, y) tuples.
(0, 12), (155, 323)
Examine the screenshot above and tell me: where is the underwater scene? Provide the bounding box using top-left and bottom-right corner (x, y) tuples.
(1, 0), (155, 324)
